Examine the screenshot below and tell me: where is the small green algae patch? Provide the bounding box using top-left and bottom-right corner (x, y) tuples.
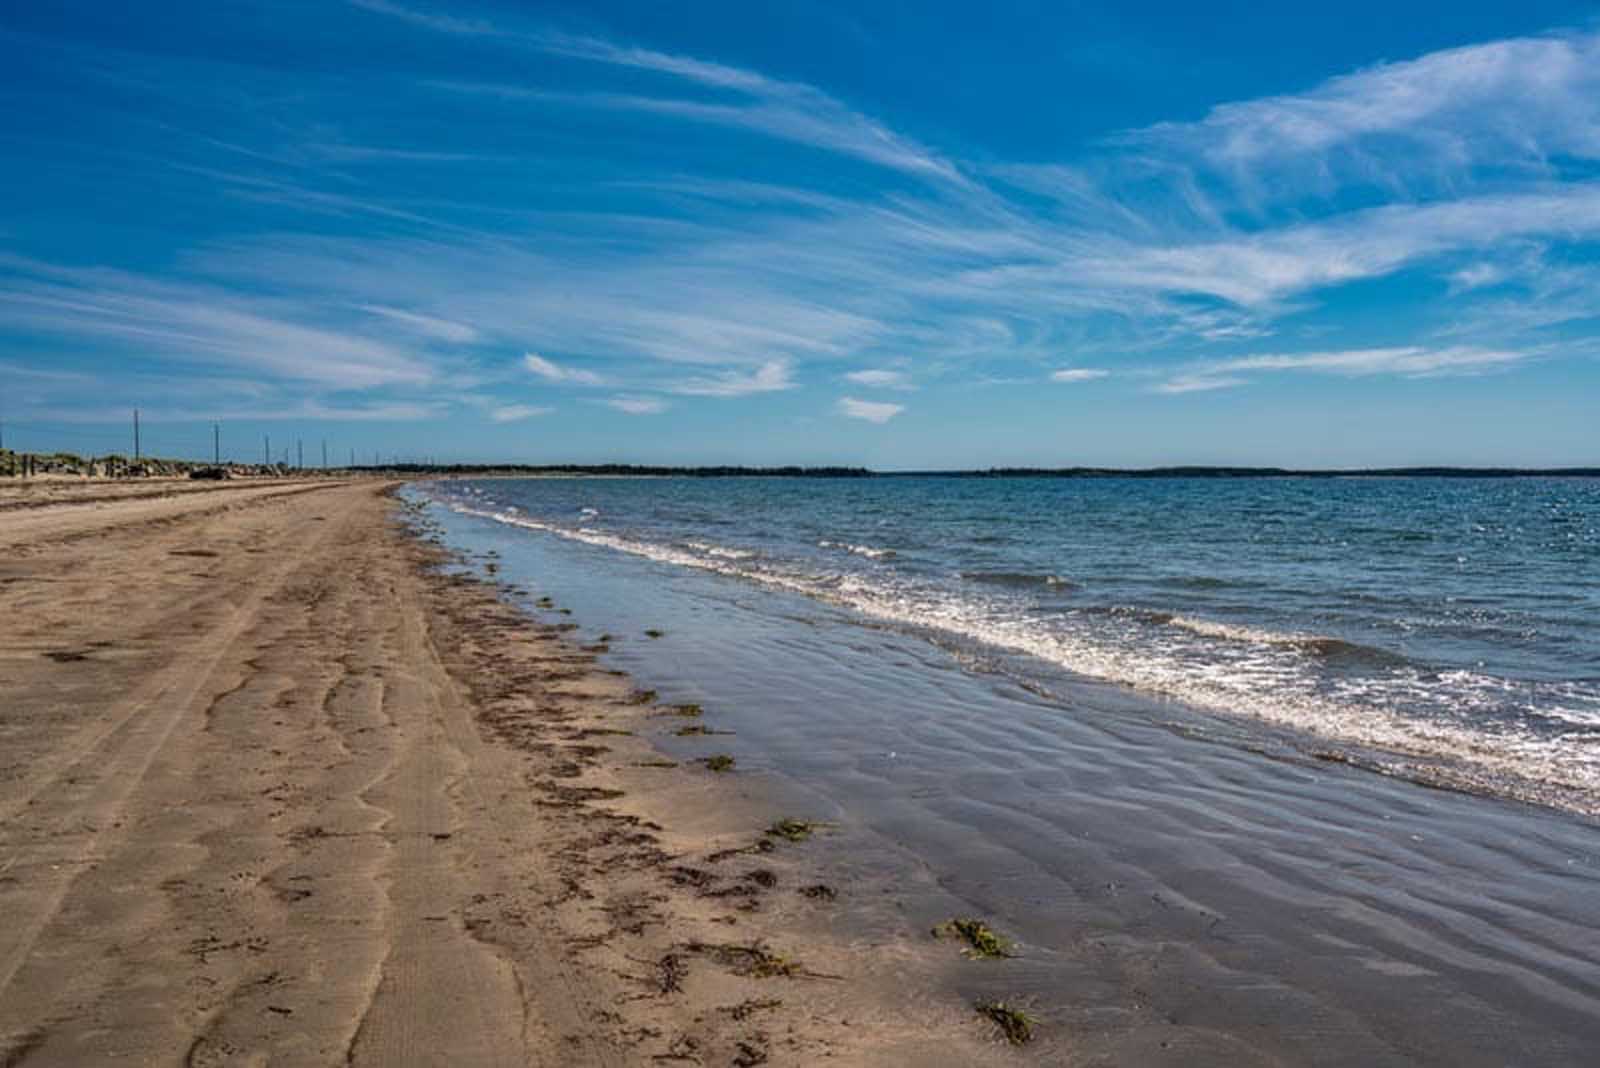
(933, 918), (1015, 959)
(975, 1001), (1036, 1045)
(702, 754), (736, 773)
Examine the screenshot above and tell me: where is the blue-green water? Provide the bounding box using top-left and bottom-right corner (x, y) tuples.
(432, 475), (1599, 810)
(413, 475), (1600, 1063)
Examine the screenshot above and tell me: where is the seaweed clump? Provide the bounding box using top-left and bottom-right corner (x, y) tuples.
(975, 1001), (1036, 1045)
(933, 918), (1015, 959)
(686, 941), (803, 979)
(702, 754), (736, 773)
(675, 724), (731, 737)
(765, 818), (820, 843)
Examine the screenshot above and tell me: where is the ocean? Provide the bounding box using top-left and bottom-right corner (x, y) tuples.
(424, 475), (1599, 812)
(411, 475), (1600, 1064)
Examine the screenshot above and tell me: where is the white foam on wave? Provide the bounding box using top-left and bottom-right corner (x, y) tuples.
(686, 540), (757, 561)
(1168, 615), (1309, 645)
(819, 539), (896, 559)
(439, 498), (1600, 805)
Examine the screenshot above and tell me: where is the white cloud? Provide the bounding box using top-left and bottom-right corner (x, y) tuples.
(604, 395), (667, 414)
(1050, 368), (1109, 382)
(489, 404), (552, 422)
(371, 3), (963, 183)
(1157, 345), (1532, 393)
(844, 368), (911, 388)
(345, 0), (496, 37)
(672, 359), (793, 396)
(1119, 31), (1600, 190)
(1449, 263), (1505, 292)
(0, 255), (433, 390)
(837, 396), (904, 423)
(359, 304), (479, 342)
(524, 352), (605, 385)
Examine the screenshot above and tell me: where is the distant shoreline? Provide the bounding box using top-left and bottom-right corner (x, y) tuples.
(382, 462), (1600, 479)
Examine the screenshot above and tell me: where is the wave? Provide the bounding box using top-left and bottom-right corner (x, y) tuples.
(1164, 616), (1410, 666)
(819, 539), (897, 560)
(961, 570), (1075, 590)
(685, 539), (757, 561)
(433, 498), (1600, 807)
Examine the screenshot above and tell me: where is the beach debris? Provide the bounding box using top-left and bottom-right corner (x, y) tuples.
(683, 940), (799, 979)
(674, 724), (731, 736)
(933, 918), (1015, 959)
(733, 1037), (770, 1066)
(719, 997), (783, 1021)
(765, 818), (823, 843)
(633, 759), (678, 768)
(702, 754), (736, 773)
(644, 628), (666, 638)
(975, 1001), (1037, 1045)
(798, 883), (836, 900)
(624, 689), (659, 705)
(655, 952), (688, 994)
(536, 596), (555, 608)
(654, 703), (703, 717)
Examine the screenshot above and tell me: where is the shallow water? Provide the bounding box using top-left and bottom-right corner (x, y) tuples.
(428, 475), (1600, 811)
(412, 477), (1600, 1064)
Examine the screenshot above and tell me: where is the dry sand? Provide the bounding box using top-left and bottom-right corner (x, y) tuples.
(0, 480), (1015, 1065)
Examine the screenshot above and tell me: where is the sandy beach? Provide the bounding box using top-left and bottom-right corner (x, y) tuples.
(0, 480), (1010, 1066)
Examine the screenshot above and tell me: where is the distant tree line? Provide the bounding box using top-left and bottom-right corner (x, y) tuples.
(373, 462), (1600, 478)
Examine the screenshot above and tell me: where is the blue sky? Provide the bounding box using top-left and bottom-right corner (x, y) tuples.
(2, 1), (1599, 468)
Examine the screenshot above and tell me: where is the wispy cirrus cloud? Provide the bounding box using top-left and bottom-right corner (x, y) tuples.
(838, 396), (904, 423)
(489, 403), (552, 422)
(1120, 30), (1600, 195)
(1155, 345), (1532, 393)
(843, 368), (912, 389)
(16, 5), (1600, 447)
(0, 255), (434, 390)
(524, 352), (605, 385)
(359, 304), (479, 342)
(356, 1), (962, 183)
(672, 359), (793, 397)
(604, 395), (667, 415)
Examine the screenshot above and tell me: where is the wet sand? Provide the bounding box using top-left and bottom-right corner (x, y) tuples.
(0, 481), (1008, 1065)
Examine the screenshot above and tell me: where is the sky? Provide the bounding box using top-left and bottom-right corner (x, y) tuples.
(2, 0), (1599, 469)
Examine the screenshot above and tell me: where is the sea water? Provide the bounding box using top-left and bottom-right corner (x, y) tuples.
(424, 475), (1599, 811)
(411, 476), (1600, 1064)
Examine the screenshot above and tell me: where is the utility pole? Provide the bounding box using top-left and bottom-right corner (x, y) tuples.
(321, 439), (327, 470)
(349, 447), (355, 468)
(133, 409), (141, 461)
(264, 434), (270, 467)
(213, 422), (220, 465)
